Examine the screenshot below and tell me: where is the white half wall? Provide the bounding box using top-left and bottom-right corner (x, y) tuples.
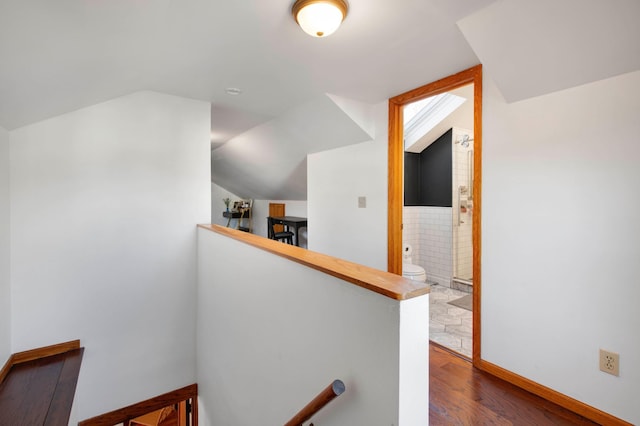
(196, 227), (429, 425)
(307, 101), (388, 270)
(0, 126), (10, 363)
(9, 92), (211, 421)
(482, 70), (640, 424)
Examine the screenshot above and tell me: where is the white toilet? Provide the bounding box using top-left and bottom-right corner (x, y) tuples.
(402, 244), (427, 282)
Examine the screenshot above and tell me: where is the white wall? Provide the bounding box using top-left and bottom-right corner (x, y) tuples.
(9, 92), (211, 421)
(482, 70), (640, 424)
(305, 71), (640, 422)
(307, 101), (388, 270)
(196, 227), (429, 425)
(0, 126), (10, 363)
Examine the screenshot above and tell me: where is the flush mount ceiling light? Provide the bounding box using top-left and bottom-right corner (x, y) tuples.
(292, 0), (348, 38)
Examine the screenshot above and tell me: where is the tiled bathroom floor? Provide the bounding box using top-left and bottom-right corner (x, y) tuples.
(429, 284), (472, 358)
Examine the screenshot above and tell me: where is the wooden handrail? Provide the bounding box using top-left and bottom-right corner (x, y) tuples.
(285, 379), (345, 426)
(199, 224), (430, 301)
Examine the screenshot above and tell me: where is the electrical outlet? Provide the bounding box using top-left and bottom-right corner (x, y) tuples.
(599, 349), (620, 376)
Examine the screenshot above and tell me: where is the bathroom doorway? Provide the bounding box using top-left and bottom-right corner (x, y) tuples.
(388, 65), (482, 363)
(402, 85), (474, 356)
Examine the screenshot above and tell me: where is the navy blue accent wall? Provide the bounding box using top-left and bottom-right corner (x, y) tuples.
(404, 128), (452, 207)
(404, 152), (420, 206)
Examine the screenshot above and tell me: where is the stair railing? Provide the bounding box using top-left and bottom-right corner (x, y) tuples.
(285, 379), (345, 426)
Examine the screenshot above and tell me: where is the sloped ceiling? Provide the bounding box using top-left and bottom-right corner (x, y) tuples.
(210, 104), (272, 150)
(457, 0), (640, 103)
(2, 0), (639, 200)
(211, 94), (373, 200)
(0, 0), (493, 131)
(406, 84), (474, 154)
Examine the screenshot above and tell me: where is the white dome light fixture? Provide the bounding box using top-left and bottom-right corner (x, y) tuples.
(292, 0), (348, 38)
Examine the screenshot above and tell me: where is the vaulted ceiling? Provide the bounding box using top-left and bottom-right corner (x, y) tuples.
(1, 0), (638, 199)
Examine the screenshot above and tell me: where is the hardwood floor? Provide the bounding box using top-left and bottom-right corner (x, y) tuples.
(0, 340), (600, 425)
(430, 343), (599, 425)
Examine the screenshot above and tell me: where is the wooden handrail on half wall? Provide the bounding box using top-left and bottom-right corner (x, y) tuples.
(199, 224), (429, 301)
(197, 224), (430, 424)
(285, 379), (346, 426)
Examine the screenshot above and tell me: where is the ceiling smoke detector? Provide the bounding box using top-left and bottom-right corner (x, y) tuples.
(225, 87), (243, 96)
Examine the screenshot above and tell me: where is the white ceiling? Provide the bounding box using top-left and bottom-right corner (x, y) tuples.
(1, 0), (638, 199)
(0, 0), (493, 131)
(211, 94), (373, 200)
(457, 0), (640, 103)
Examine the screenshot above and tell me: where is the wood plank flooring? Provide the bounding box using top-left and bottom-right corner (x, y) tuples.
(430, 343), (599, 425)
(0, 342), (601, 425)
(0, 348), (84, 426)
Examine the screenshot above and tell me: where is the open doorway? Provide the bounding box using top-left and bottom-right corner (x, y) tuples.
(388, 65), (482, 364)
(402, 85), (474, 357)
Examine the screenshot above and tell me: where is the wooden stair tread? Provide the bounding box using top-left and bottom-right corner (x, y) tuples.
(0, 348), (84, 426)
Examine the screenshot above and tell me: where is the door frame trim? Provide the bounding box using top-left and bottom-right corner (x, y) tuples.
(387, 64), (483, 364)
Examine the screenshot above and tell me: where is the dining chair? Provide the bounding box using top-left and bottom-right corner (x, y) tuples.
(267, 217), (294, 244)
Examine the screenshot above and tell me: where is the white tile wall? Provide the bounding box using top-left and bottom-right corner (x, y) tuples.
(403, 206), (452, 287)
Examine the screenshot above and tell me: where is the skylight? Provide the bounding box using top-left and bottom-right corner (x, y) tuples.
(404, 93), (466, 150)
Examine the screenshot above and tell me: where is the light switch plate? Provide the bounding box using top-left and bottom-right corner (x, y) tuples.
(358, 196), (366, 208)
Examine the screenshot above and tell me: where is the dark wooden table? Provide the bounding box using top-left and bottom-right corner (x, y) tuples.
(267, 216), (307, 246)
